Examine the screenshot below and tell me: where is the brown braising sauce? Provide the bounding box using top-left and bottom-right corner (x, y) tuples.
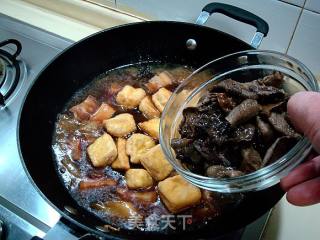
(52, 63), (242, 232)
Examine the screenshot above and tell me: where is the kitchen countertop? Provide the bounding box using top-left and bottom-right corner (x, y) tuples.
(1, 1), (320, 240)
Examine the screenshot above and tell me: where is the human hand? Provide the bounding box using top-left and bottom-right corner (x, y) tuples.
(280, 91), (320, 206)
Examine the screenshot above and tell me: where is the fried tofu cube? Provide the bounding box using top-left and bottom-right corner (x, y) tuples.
(140, 145), (173, 181)
(90, 103), (116, 122)
(151, 88), (172, 112)
(158, 175), (201, 213)
(111, 138), (130, 170)
(125, 169), (153, 189)
(116, 85), (146, 109)
(87, 133), (117, 167)
(138, 118), (160, 139)
(126, 133), (155, 164)
(139, 96), (160, 119)
(145, 71), (173, 93)
(103, 113), (136, 137)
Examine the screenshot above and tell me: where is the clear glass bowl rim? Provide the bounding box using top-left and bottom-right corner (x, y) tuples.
(159, 49), (319, 192)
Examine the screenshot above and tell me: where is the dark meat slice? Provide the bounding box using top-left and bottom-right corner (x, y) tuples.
(206, 165), (244, 178)
(197, 91), (220, 112)
(69, 95), (99, 121)
(179, 107), (202, 138)
(268, 112), (300, 138)
(179, 105), (231, 145)
(171, 138), (202, 165)
(193, 139), (220, 163)
(226, 99), (261, 126)
(256, 116), (274, 143)
(261, 100), (287, 117)
(229, 124), (256, 144)
(216, 93), (237, 112)
(171, 138), (205, 174)
(212, 78), (286, 103)
(258, 72), (284, 88)
(171, 138), (193, 150)
(262, 136), (299, 166)
(205, 110), (231, 145)
(79, 178), (117, 190)
(240, 147), (262, 173)
(213, 79), (258, 99)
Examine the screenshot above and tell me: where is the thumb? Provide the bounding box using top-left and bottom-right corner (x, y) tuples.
(288, 91), (320, 153)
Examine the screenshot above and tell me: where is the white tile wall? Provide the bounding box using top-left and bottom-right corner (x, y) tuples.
(305, 0), (320, 13)
(288, 9), (320, 75)
(115, 0), (320, 75)
(202, 0), (301, 52)
(117, 0), (301, 53)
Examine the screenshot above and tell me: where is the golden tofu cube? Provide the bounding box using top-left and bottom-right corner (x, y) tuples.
(151, 88), (172, 112)
(138, 118), (160, 139)
(140, 145), (173, 181)
(125, 169), (153, 189)
(111, 138), (130, 171)
(116, 85), (146, 109)
(145, 71), (173, 93)
(139, 96), (160, 119)
(87, 133), (117, 167)
(126, 133), (155, 164)
(158, 175), (201, 213)
(103, 113), (136, 137)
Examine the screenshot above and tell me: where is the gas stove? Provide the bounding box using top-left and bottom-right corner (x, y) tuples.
(0, 13), (270, 240)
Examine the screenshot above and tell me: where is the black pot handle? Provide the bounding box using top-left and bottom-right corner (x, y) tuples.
(196, 3), (269, 48)
(0, 39), (22, 59)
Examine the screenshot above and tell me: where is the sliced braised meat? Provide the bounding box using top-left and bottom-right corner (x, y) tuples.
(193, 138), (218, 163)
(205, 111), (231, 145)
(193, 139), (232, 166)
(258, 72), (284, 88)
(268, 112), (300, 138)
(179, 106), (230, 145)
(206, 165), (244, 178)
(226, 99), (261, 126)
(69, 95), (99, 121)
(240, 147), (262, 173)
(261, 100), (287, 117)
(172, 73), (300, 177)
(197, 92), (220, 112)
(256, 116), (274, 143)
(262, 136), (298, 166)
(212, 78), (286, 103)
(230, 124), (256, 144)
(68, 138), (82, 161)
(216, 93), (237, 112)
(213, 78), (258, 99)
(171, 138), (201, 165)
(179, 107), (201, 138)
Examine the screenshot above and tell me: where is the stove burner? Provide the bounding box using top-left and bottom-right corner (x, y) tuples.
(0, 39), (22, 106)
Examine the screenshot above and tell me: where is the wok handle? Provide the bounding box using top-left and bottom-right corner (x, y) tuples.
(196, 3), (269, 48)
(0, 39), (22, 59)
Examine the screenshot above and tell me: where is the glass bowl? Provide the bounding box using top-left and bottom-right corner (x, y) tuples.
(160, 50), (319, 193)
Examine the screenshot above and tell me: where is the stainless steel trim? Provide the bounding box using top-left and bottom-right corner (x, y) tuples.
(195, 11), (210, 25)
(250, 31), (264, 49)
(0, 219), (3, 240)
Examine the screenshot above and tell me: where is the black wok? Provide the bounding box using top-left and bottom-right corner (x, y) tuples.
(18, 3), (282, 239)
